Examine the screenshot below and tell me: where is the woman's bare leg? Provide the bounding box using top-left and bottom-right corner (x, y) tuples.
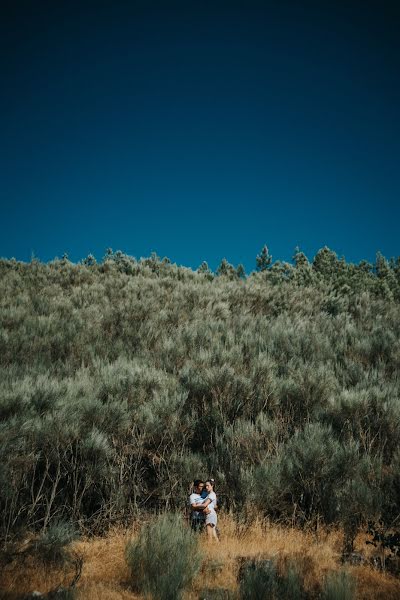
(206, 524), (214, 541)
(206, 524), (219, 542)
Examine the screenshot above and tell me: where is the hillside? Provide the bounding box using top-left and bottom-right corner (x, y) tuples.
(1, 248), (400, 559)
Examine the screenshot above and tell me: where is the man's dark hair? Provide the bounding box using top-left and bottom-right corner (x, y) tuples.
(193, 479), (204, 488)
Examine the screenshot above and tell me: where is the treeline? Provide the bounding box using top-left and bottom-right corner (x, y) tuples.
(1, 246), (400, 555)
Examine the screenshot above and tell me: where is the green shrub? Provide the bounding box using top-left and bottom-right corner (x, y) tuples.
(1, 249), (400, 538)
(321, 570), (356, 600)
(279, 563), (305, 599)
(238, 559), (278, 600)
(34, 521), (78, 566)
(238, 558), (304, 600)
(125, 513), (202, 600)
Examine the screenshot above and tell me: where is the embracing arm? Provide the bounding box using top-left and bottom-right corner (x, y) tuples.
(190, 499), (207, 512)
(194, 498), (211, 510)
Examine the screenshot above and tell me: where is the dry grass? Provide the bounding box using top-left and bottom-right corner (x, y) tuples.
(188, 518), (342, 598)
(1, 516), (399, 599)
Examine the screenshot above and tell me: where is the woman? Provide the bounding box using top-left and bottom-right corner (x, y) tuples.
(194, 479), (219, 542)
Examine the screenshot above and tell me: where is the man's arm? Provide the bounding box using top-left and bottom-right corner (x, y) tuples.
(190, 496), (205, 512)
(194, 498), (211, 510)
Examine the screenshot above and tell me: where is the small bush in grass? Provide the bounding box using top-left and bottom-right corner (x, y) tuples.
(321, 570), (356, 600)
(279, 562), (305, 599)
(238, 558), (305, 600)
(34, 521), (78, 566)
(125, 512), (202, 600)
(238, 559), (277, 599)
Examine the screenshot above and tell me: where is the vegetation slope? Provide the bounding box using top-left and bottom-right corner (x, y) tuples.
(1, 246), (400, 564)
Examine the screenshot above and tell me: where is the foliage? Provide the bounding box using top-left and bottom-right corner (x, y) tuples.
(125, 513), (202, 600)
(33, 521), (79, 566)
(321, 570), (356, 600)
(367, 522), (400, 556)
(238, 558), (304, 600)
(256, 245), (272, 271)
(0, 245), (400, 542)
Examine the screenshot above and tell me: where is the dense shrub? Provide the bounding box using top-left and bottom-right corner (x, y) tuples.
(321, 570), (356, 600)
(0, 247), (399, 542)
(33, 521), (78, 566)
(125, 513), (202, 600)
(238, 558), (304, 600)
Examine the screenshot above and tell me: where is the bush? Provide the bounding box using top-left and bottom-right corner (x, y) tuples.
(125, 513), (202, 600)
(34, 521), (78, 566)
(238, 558), (304, 600)
(1, 249), (400, 538)
(15, 521), (82, 600)
(238, 559), (277, 599)
(321, 570), (356, 600)
(279, 563), (305, 599)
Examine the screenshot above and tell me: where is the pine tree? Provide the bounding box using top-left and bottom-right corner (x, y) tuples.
(375, 252), (397, 300)
(256, 245), (272, 271)
(216, 258), (236, 278)
(292, 246), (309, 268)
(82, 254), (96, 266)
(313, 246), (340, 278)
(197, 261), (211, 275)
(103, 247), (114, 262)
(197, 261), (213, 280)
(236, 264), (246, 279)
(375, 251), (391, 279)
(358, 259), (373, 273)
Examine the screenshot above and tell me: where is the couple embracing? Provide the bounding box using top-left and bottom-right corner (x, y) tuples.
(189, 478), (219, 542)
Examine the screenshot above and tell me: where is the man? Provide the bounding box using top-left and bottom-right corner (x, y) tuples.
(192, 479), (219, 542)
(189, 479), (206, 532)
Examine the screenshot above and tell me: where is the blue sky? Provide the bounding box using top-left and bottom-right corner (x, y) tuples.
(1, 1), (399, 272)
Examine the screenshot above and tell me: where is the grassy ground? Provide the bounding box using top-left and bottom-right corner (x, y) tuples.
(1, 516), (400, 599)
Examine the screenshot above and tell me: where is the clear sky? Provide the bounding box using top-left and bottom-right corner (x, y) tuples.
(1, 0), (399, 272)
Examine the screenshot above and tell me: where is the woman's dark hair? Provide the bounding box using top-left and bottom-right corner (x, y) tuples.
(205, 479), (215, 488)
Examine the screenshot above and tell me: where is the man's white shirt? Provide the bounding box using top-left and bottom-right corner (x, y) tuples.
(189, 492), (205, 519)
(189, 491), (217, 516)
